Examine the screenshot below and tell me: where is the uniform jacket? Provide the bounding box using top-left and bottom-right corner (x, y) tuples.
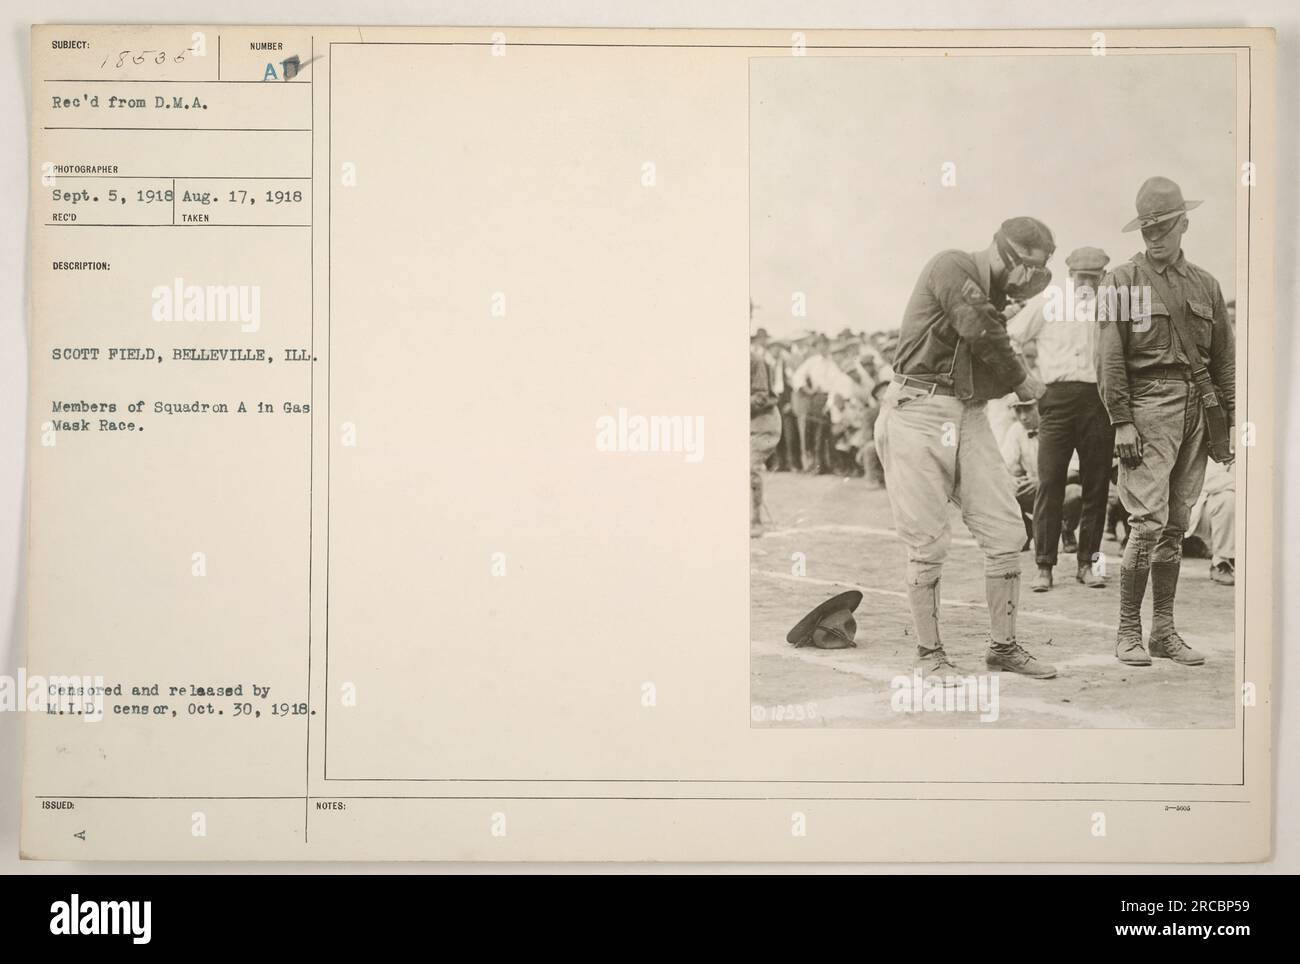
(1095, 251), (1236, 426)
(892, 249), (1029, 401)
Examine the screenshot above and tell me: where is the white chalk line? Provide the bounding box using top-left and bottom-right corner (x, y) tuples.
(751, 568), (1230, 653)
(749, 640), (1148, 727)
(764, 522), (978, 548)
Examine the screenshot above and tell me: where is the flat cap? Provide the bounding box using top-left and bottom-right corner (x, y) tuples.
(1065, 246), (1109, 272)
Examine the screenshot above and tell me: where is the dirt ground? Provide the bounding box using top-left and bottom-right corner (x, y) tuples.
(750, 470), (1236, 729)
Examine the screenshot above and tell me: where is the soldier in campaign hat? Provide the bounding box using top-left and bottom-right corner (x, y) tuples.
(1096, 177), (1236, 667)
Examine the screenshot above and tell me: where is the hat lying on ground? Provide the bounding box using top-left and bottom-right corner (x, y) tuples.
(787, 590), (863, 649)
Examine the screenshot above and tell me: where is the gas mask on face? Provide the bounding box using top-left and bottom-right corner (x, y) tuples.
(995, 232), (1053, 301)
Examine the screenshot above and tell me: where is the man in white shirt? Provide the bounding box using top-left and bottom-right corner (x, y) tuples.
(1008, 246), (1114, 591)
(791, 334), (852, 474)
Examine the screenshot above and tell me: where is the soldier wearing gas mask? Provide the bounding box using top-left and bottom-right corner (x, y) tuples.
(875, 217), (1057, 683)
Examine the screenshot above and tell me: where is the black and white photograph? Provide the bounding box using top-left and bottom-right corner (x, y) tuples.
(3, 7), (1287, 877)
(749, 51), (1242, 728)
